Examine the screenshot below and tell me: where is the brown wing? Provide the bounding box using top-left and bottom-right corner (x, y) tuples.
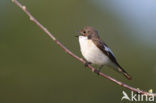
(92, 39), (132, 80)
(92, 39), (120, 66)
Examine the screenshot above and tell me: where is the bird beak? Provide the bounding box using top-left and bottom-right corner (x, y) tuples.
(75, 30), (81, 38)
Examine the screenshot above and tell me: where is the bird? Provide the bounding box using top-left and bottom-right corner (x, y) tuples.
(76, 26), (132, 80)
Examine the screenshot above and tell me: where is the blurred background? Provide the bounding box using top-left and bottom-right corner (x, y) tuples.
(0, 0), (156, 103)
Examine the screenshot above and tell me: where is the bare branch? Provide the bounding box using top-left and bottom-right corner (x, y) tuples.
(12, 0), (156, 97)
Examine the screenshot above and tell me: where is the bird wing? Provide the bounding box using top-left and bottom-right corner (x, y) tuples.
(92, 39), (119, 66)
(92, 38), (132, 80)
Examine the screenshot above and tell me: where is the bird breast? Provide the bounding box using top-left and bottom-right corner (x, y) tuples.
(79, 36), (110, 65)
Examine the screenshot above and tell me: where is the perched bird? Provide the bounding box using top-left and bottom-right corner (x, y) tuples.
(77, 26), (131, 80)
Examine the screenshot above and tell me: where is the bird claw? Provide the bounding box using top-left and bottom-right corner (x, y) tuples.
(94, 69), (100, 75)
(84, 62), (91, 67)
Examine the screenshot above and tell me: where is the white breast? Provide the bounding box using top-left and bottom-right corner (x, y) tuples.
(79, 36), (110, 65)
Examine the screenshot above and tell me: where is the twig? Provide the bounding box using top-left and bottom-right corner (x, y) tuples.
(12, 0), (156, 97)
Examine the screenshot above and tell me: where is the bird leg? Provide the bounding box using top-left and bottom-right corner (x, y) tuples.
(94, 65), (103, 75)
(84, 61), (92, 67)
(98, 65), (103, 71)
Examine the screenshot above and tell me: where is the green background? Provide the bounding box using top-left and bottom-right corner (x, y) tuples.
(0, 0), (156, 103)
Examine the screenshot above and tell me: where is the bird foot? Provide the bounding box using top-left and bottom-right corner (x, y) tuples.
(84, 62), (92, 67)
(94, 69), (100, 75)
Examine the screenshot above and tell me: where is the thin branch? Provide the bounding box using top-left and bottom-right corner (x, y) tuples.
(12, 0), (156, 97)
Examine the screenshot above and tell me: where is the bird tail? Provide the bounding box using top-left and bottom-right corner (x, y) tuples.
(117, 66), (132, 80)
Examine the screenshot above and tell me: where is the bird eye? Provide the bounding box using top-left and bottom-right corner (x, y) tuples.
(83, 31), (86, 34)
